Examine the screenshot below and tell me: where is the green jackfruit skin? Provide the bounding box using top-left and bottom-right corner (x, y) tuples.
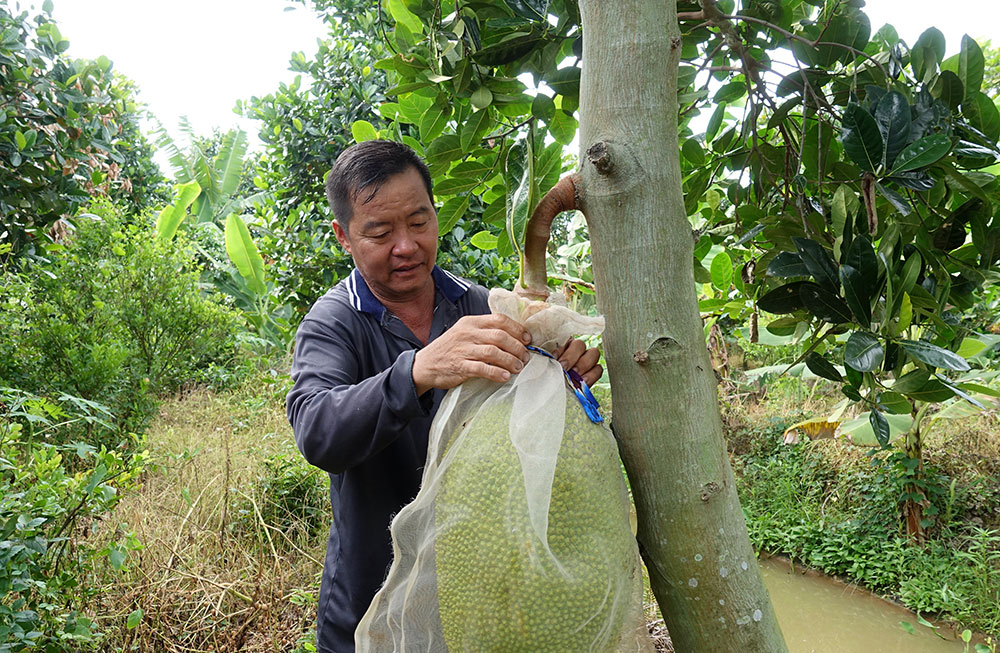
(435, 389), (637, 652)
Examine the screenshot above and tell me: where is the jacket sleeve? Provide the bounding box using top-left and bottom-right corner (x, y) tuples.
(285, 315), (432, 474)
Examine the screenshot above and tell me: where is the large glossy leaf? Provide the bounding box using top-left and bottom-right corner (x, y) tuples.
(869, 409), (891, 447)
(839, 264), (871, 328)
(800, 284), (852, 324)
(844, 235), (879, 284)
(841, 103), (883, 172)
(710, 250), (733, 290)
(874, 91), (911, 169)
(504, 0), (548, 21)
(805, 352), (843, 383)
(549, 109), (577, 145)
(958, 34), (985, 100)
(962, 92), (1000, 144)
(911, 27), (946, 83)
(436, 196), (469, 235)
(934, 70), (964, 111)
(155, 181), (201, 241)
(845, 331), (884, 372)
(767, 251), (810, 278)
(215, 129), (248, 199)
(386, 0), (423, 35)
(425, 135), (463, 165)
(793, 238), (839, 291)
(758, 281), (815, 314)
(224, 213), (266, 295)
(899, 339), (971, 371)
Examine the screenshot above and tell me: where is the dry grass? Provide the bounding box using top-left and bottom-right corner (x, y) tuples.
(92, 383), (325, 652)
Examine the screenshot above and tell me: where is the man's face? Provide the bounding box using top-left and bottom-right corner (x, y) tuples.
(333, 166), (438, 305)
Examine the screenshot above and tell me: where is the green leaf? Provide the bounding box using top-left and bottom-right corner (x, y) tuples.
(155, 181), (202, 241)
(879, 391), (912, 414)
(800, 283), (852, 324)
(710, 250), (733, 290)
(14, 130), (26, 150)
(469, 230), (498, 249)
(425, 135), (463, 165)
(706, 103), (726, 143)
(869, 409), (890, 447)
(549, 110), (577, 145)
(962, 92), (1000, 143)
(214, 129), (248, 200)
(933, 70), (964, 111)
(839, 264), (871, 328)
(793, 238), (839, 291)
(682, 138), (706, 165)
(911, 27), (946, 82)
(126, 609), (143, 629)
(434, 177), (483, 196)
(531, 93), (555, 122)
(845, 331), (884, 372)
(547, 67), (581, 98)
(419, 104), (451, 142)
(436, 196), (469, 235)
(875, 91), (911, 169)
(387, 0), (423, 35)
(805, 352), (842, 382)
(109, 546), (127, 571)
(899, 339), (970, 371)
(841, 103), (884, 172)
(767, 252), (809, 278)
(84, 463), (108, 495)
(225, 213), (267, 295)
(471, 86), (493, 111)
(831, 185), (859, 238)
(892, 368), (931, 394)
(351, 120), (379, 143)
(714, 81), (746, 104)
(758, 281), (813, 314)
(887, 133), (952, 175)
(460, 109), (492, 151)
(958, 35), (985, 100)
(845, 236), (879, 286)
(956, 338), (988, 358)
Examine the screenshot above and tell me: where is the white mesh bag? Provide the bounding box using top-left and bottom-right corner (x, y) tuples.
(356, 288), (652, 652)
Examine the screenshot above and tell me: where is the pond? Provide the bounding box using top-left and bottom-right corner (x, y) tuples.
(760, 556), (967, 652)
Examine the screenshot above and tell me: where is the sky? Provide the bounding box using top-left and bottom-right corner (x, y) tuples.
(41, 0), (1000, 167)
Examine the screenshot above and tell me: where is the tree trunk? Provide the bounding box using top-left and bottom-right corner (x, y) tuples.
(576, 2), (788, 650)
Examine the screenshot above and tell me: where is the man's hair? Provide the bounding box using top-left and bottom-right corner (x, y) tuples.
(325, 140), (434, 231)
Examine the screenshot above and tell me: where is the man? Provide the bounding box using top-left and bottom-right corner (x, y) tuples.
(286, 139), (601, 652)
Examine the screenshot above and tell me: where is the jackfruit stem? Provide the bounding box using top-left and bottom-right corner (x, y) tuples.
(517, 173), (580, 301)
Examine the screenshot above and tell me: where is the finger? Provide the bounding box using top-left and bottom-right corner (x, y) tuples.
(476, 327), (531, 364)
(581, 364), (603, 387)
(474, 343), (527, 375)
(463, 358), (514, 384)
(557, 338), (587, 370)
(475, 313), (532, 344)
(572, 346), (601, 376)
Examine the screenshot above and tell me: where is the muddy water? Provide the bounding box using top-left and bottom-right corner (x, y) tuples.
(760, 556), (966, 653)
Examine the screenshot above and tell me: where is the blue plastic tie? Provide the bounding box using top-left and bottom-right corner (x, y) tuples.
(526, 345), (604, 424)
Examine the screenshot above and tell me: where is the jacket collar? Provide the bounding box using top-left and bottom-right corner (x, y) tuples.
(345, 265), (471, 319)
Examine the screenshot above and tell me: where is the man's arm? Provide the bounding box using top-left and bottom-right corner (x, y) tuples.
(287, 312), (535, 474)
(286, 317), (432, 474)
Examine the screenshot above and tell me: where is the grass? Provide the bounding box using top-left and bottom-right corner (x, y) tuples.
(91, 373), (326, 652)
(725, 374), (1000, 638)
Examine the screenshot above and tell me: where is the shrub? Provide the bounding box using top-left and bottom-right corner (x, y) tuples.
(235, 451), (328, 542)
(0, 201), (242, 439)
(0, 387), (147, 650)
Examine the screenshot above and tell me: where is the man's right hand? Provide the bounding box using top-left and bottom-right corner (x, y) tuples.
(412, 314), (532, 395)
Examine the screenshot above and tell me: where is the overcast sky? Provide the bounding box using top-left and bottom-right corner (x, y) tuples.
(46, 0), (1000, 158)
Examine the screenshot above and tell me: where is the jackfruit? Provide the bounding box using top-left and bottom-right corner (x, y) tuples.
(434, 388), (638, 652)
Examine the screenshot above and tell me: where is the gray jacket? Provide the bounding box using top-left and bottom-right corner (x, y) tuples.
(286, 266), (489, 652)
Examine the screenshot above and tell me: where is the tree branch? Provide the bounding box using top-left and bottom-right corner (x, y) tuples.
(517, 174), (579, 299)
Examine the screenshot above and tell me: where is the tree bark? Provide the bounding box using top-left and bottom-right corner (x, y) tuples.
(576, 2), (788, 650)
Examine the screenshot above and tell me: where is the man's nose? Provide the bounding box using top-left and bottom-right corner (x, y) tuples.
(392, 233), (418, 256)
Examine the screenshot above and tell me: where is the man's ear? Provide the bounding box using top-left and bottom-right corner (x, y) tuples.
(332, 220), (352, 254)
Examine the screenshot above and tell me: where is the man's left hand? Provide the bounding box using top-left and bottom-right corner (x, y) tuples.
(552, 338), (603, 387)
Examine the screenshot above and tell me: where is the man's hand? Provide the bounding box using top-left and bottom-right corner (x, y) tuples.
(412, 314), (532, 395)
(553, 338), (603, 387)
